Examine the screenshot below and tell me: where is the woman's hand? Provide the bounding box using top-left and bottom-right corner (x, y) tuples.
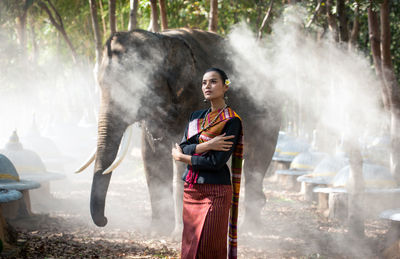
(172, 143), (192, 165)
(172, 143), (183, 161)
(206, 133), (235, 151)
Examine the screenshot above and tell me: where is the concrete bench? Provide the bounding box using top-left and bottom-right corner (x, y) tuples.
(0, 180), (40, 219)
(0, 189), (23, 251)
(296, 155), (348, 203)
(270, 135), (310, 177)
(1, 131), (65, 204)
(0, 154), (40, 219)
(379, 209), (400, 258)
(275, 151), (326, 191)
(314, 187), (400, 220)
(275, 169), (311, 191)
(297, 175), (330, 203)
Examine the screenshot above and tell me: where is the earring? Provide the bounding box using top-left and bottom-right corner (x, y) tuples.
(203, 98), (208, 103)
(224, 95), (228, 101)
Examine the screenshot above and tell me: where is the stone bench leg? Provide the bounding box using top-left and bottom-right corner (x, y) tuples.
(301, 182), (317, 202)
(20, 190), (33, 216)
(328, 192), (348, 221)
(318, 192), (329, 210)
(271, 161), (290, 182)
(1, 201), (19, 220)
(383, 221), (400, 258)
(2, 191), (33, 220)
(278, 175), (301, 192)
(0, 206), (13, 251)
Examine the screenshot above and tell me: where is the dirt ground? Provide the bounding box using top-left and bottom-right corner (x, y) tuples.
(0, 159), (391, 258)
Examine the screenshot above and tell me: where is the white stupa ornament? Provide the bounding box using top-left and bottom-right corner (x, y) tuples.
(22, 116), (68, 173)
(0, 131), (64, 182)
(5, 130), (23, 151)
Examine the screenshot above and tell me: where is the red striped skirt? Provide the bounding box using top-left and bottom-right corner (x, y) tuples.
(181, 183), (233, 259)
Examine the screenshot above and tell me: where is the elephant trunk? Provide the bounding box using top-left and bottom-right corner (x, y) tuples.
(90, 96), (128, 227)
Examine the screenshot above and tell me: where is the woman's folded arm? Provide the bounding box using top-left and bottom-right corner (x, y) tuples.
(191, 118), (241, 171)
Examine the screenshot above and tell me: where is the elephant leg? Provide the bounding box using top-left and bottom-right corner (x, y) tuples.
(172, 159), (185, 240)
(141, 131), (175, 235)
(242, 118), (279, 232)
(242, 150), (268, 232)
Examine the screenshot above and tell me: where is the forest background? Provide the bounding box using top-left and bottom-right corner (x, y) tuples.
(0, 0), (400, 255)
(1, 0), (400, 180)
(1, 0), (399, 80)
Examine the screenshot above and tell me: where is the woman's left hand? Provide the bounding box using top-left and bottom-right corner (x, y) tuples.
(172, 143), (183, 161)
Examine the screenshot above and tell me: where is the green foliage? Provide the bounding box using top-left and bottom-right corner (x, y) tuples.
(389, 0), (400, 81)
(165, 1), (207, 30)
(0, 0), (399, 84)
(218, 0), (278, 35)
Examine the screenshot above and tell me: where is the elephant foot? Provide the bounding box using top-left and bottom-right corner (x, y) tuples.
(240, 215), (265, 235)
(147, 218), (174, 237)
(170, 224), (182, 242)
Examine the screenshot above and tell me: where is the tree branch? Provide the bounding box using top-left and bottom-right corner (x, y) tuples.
(46, 0), (64, 29)
(148, 0), (160, 32)
(348, 2), (360, 50)
(159, 0), (168, 30)
(258, 0), (274, 40)
(128, 0), (139, 30)
(305, 0), (322, 28)
(37, 0), (78, 63)
(89, 0), (103, 66)
(109, 0), (116, 34)
(326, 0), (339, 41)
(208, 0), (218, 32)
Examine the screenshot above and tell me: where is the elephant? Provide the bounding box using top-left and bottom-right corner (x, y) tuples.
(84, 28), (281, 234)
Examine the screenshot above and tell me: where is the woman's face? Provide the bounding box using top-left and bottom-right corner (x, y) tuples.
(202, 71), (228, 101)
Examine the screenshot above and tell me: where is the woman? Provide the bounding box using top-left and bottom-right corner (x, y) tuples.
(171, 68), (244, 259)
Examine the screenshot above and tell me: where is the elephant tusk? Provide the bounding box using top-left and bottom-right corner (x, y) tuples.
(75, 149), (97, 173)
(102, 124), (133, 175)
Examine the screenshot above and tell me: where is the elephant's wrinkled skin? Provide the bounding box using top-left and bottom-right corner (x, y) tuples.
(91, 28), (281, 233)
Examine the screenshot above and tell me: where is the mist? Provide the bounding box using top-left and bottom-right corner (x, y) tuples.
(226, 5), (390, 257)
(227, 7), (384, 151)
(0, 26), (154, 234)
(0, 3), (392, 258)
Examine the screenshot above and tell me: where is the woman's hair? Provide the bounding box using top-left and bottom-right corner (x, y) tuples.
(205, 67), (228, 82)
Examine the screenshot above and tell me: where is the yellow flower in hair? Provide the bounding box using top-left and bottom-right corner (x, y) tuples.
(225, 79), (231, 86)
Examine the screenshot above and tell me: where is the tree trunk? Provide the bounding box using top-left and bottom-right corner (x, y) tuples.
(148, 0), (160, 32)
(232, 0), (238, 23)
(109, 0), (116, 34)
(346, 142), (365, 238)
(380, 0), (400, 184)
(380, 0), (393, 71)
(326, 0), (338, 41)
(37, 0), (78, 63)
(29, 17), (39, 63)
(128, 0), (139, 30)
(258, 0), (274, 40)
(120, 7), (124, 30)
(98, 0), (107, 36)
(336, 0), (349, 42)
(348, 2), (360, 50)
(16, 10), (28, 50)
(15, 0), (31, 54)
(158, 0), (168, 31)
(89, 0), (103, 67)
(208, 0), (218, 32)
(368, 5), (391, 111)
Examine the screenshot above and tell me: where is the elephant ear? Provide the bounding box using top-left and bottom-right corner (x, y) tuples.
(162, 36), (197, 104)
